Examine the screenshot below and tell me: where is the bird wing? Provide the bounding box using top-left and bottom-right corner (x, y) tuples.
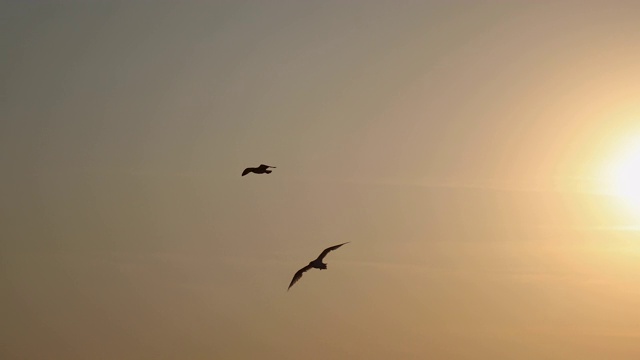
(316, 242), (349, 261)
(259, 164), (275, 169)
(288, 264), (313, 290)
(241, 168), (253, 176)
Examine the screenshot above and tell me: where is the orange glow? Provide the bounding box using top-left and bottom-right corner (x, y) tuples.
(603, 133), (640, 213)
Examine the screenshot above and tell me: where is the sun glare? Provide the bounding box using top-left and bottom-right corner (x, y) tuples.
(605, 136), (640, 211)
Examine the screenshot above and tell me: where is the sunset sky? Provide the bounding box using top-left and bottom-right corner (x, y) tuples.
(2, 1), (640, 359)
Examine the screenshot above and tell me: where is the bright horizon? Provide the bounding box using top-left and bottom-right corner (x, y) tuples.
(2, 1), (640, 359)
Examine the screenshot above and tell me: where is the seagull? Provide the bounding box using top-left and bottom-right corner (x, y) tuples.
(288, 242), (349, 290)
(242, 164), (276, 176)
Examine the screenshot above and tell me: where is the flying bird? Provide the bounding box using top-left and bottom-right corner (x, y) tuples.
(242, 164), (276, 176)
(288, 242), (349, 290)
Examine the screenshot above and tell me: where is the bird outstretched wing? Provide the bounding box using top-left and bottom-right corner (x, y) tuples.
(316, 242), (349, 261)
(288, 264), (313, 290)
(259, 164), (276, 169)
(241, 168), (253, 176)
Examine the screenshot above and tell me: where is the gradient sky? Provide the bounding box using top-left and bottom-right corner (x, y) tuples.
(2, 1), (640, 359)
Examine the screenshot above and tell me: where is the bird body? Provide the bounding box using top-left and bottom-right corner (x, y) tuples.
(242, 164), (276, 176)
(309, 258), (327, 270)
(288, 242), (349, 290)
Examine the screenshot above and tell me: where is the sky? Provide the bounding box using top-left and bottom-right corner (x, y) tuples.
(2, 1), (640, 359)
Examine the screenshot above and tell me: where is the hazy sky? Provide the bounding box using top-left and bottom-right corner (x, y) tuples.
(2, 1), (640, 359)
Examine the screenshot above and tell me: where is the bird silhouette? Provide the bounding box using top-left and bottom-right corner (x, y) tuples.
(288, 242), (349, 290)
(242, 164), (276, 176)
